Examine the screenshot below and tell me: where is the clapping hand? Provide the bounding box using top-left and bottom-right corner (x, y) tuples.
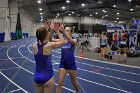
(59, 23), (65, 32)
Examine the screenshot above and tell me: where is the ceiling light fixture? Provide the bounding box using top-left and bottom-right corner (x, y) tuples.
(117, 13), (119, 14)
(62, 6), (66, 9)
(128, 0), (132, 2)
(90, 14), (92, 17)
(116, 18), (119, 20)
(38, 0), (41, 4)
(133, 18), (135, 20)
(40, 19), (43, 21)
(39, 8), (42, 11)
(81, 3), (85, 6)
(113, 5), (116, 7)
(102, 16), (104, 18)
(95, 12), (98, 14)
(115, 21), (117, 22)
(69, 14), (71, 16)
(102, 10), (107, 13)
(57, 13), (60, 16)
(40, 13), (43, 15)
(130, 8), (134, 11)
(66, 0), (70, 3)
(105, 15), (108, 17)
(72, 12), (74, 14)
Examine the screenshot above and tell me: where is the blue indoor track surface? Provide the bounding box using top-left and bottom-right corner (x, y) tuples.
(0, 37), (140, 93)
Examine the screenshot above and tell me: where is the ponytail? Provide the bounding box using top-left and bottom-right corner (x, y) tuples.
(40, 40), (44, 63)
(36, 27), (48, 63)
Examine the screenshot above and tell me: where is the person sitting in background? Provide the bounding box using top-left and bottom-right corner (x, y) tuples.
(100, 32), (108, 60)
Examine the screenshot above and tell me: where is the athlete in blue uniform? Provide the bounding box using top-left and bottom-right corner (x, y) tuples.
(100, 32), (108, 60)
(56, 24), (80, 93)
(33, 23), (65, 93)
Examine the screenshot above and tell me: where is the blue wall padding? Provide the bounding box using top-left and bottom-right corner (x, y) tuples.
(11, 32), (17, 40)
(23, 33), (29, 37)
(0, 33), (5, 42)
(26, 33), (29, 37)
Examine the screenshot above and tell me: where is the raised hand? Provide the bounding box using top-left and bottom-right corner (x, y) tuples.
(54, 22), (60, 32)
(59, 23), (65, 32)
(44, 20), (50, 30)
(49, 22), (55, 31)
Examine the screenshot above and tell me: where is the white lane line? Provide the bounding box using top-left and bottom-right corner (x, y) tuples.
(0, 39), (35, 93)
(53, 69), (88, 93)
(52, 49), (140, 69)
(77, 68), (140, 84)
(55, 83), (75, 92)
(53, 69), (132, 93)
(0, 67), (20, 71)
(52, 54), (140, 84)
(0, 59), (10, 61)
(10, 57), (24, 59)
(0, 71), (28, 93)
(76, 56), (140, 69)
(51, 52), (140, 85)
(52, 58), (140, 84)
(29, 49), (140, 84)
(52, 59), (140, 84)
(52, 50), (140, 75)
(26, 44), (132, 93)
(77, 77), (132, 93)
(75, 61), (140, 76)
(0, 39), (31, 50)
(8, 89), (21, 93)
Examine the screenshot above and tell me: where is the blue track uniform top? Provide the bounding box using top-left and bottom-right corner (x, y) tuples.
(59, 41), (77, 70)
(34, 42), (53, 85)
(101, 38), (106, 45)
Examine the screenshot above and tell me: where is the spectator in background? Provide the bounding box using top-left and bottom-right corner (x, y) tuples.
(124, 31), (130, 48)
(134, 33), (137, 45)
(107, 32), (112, 47)
(137, 31), (140, 47)
(113, 31), (119, 47)
(100, 32), (108, 60)
(118, 31), (127, 64)
(118, 31), (121, 45)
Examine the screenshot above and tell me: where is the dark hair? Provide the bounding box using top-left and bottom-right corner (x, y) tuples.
(65, 26), (74, 33)
(36, 27), (48, 63)
(125, 30), (128, 33)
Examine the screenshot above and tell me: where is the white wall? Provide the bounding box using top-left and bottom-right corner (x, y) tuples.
(31, 24), (44, 36)
(9, 1), (34, 36)
(49, 16), (107, 25)
(0, 0), (11, 41)
(0, 0), (35, 41)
